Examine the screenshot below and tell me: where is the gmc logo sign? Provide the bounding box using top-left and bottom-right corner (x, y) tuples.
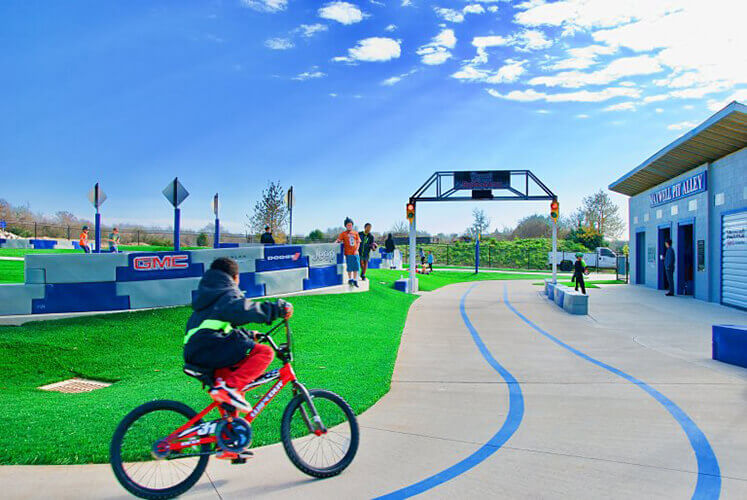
(133, 254), (189, 271)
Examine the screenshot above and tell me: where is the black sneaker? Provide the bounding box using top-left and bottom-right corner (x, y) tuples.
(353, 280), (359, 288)
(361, 275), (366, 281)
(348, 279), (354, 286)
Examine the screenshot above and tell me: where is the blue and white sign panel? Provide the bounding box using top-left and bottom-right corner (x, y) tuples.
(649, 171), (707, 207)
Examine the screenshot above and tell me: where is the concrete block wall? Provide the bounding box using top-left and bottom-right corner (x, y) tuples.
(0, 238), (77, 250)
(0, 243), (347, 316)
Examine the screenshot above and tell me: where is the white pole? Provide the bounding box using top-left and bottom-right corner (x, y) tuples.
(552, 219), (558, 283)
(409, 213), (417, 293)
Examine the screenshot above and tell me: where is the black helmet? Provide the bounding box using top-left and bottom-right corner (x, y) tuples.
(82, 225), (89, 230)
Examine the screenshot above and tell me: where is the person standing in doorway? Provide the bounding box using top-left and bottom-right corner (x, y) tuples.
(572, 253), (587, 295)
(79, 226), (91, 253)
(108, 227), (121, 253)
(358, 223), (377, 281)
(384, 233), (396, 269)
(260, 225), (275, 245)
(664, 239), (675, 296)
(336, 217), (361, 287)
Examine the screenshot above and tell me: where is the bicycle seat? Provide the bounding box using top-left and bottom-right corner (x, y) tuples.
(183, 363), (215, 387)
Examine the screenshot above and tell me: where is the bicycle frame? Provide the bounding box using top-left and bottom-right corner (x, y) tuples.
(164, 362), (298, 453)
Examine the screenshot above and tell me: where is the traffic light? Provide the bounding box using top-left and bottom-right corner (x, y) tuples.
(406, 202), (415, 222)
(550, 198), (559, 223)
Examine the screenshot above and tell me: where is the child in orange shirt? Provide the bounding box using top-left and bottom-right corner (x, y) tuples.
(336, 217), (361, 287)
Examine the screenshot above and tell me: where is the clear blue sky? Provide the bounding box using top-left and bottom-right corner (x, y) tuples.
(2, 1), (744, 236)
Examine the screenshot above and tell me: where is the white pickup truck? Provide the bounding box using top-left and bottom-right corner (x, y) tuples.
(547, 247), (617, 271)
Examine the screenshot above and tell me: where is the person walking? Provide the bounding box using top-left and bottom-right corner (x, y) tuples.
(427, 250), (434, 272)
(572, 253), (587, 295)
(664, 239), (675, 296)
(384, 233), (396, 269)
(336, 217), (361, 287)
(260, 225), (275, 245)
(107, 227), (121, 253)
(419, 247), (426, 266)
(358, 223), (377, 281)
(79, 226), (91, 253)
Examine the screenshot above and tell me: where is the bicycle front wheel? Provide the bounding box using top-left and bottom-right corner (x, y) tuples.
(281, 389), (359, 478)
(110, 400), (210, 500)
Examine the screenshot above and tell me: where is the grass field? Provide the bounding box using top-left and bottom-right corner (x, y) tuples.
(0, 267), (554, 464)
(0, 260), (24, 283)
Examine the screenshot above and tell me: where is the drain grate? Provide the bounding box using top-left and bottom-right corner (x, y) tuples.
(38, 378), (112, 393)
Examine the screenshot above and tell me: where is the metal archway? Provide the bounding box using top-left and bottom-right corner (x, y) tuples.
(407, 170), (557, 292)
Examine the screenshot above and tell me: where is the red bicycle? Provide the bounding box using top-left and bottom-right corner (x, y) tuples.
(110, 319), (359, 499)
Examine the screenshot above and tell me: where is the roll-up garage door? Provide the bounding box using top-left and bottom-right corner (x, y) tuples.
(722, 210), (747, 309)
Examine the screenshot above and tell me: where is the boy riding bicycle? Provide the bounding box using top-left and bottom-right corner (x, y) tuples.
(184, 257), (293, 413)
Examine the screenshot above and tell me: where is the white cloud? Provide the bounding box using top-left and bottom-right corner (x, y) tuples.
(667, 120), (697, 130)
(655, 107), (664, 113)
(529, 55), (663, 88)
(265, 37), (294, 50)
(417, 29), (456, 65)
(240, 0), (288, 13)
(549, 44), (617, 70)
(576, 113), (590, 118)
(434, 7), (464, 23)
(401, 0), (412, 6)
(335, 37), (401, 63)
(487, 86), (640, 103)
(385, 24), (397, 32)
(453, 59), (527, 84)
(513, 29), (553, 51)
(293, 67), (326, 80)
(470, 35), (510, 64)
(604, 101), (636, 111)
(463, 4), (486, 15)
(537, 109), (551, 114)
(618, 81), (636, 87)
(319, 2), (367, 25)
(329, 93), (338, 97)
(643, 94), (669, 103)
(488, 6), (499, 13)
(707, 89), (747, 111)
(295, 23), (328, 38)
(382, 76), (402, 86)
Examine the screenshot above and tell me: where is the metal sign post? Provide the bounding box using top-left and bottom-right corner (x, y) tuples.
(409, 210), (417, 292)
(552, 220), (558, 283)
(162, 178), (189, 251)
(286, 186), (294, 245)
(87, 183), (107, 253)
(475, 231), (480, 274)
(213, 193), (220, 248)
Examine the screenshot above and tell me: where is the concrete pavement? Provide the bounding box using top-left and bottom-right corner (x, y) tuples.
(1, 280), (745, 499)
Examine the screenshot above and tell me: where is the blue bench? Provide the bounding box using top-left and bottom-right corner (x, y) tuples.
(544, 280), (588, 315)
(712, 325), (747, 368)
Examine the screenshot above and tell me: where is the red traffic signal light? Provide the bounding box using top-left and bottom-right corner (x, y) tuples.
(406, 203), (415, 221)
(550, 199), (559, 222)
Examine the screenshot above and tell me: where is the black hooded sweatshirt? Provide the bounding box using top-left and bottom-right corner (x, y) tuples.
(184, 269), (281, 369)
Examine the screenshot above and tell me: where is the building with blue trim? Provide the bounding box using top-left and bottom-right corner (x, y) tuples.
(609, 101), (747, 309)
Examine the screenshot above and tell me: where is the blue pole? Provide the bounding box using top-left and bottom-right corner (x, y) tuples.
(94, 212), (101, 253)
(174, 208), (181, 251)
(214, 217), (220, 248)
(475, 236), (480, 274)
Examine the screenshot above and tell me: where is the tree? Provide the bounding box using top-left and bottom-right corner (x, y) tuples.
(568, 226), (605, 250)
(196, 232), (209, 247)
(470, 208), (490, 237)
(512, 214), (551, 239)
(247, 181), (288, 236)
(580, 190), (624, 239)
(308, 229), (324, 241)
(390, 221), (409, 235)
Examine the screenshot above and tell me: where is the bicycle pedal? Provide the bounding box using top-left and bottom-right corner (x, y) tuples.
(231, 451), (254, 464)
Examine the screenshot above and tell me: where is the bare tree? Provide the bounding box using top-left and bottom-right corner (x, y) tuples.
(581, 190), (624, 239)
(390, 221), (409, 235)
(470, 208), (491, 237)
(247, 181), (289, 236)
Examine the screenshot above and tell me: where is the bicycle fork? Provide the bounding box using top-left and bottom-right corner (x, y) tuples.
(293, 381), (328, 435)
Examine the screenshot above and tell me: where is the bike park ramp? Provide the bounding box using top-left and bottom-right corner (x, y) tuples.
(1, 280), (746, 499)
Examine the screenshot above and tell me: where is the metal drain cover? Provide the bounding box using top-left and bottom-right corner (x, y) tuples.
(38, 378), (111, 393)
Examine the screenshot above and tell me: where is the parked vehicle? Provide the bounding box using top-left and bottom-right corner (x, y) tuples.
(547, 247), (617, 271)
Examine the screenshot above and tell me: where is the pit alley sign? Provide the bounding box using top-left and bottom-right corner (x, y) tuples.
(649, 171), (707, 207)
(133, 254), (189, 271)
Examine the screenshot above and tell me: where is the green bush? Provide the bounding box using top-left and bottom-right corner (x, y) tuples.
(196, 232), (209, 247)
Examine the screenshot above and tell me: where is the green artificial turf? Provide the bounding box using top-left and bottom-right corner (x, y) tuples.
(0, 260), (24, 283)
(366, 268), (553, 292)
(0, 281), (416, 465)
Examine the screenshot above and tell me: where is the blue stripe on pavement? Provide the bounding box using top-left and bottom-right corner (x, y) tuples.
(503, 284), (720, 500)
(374, 284), (524, 499)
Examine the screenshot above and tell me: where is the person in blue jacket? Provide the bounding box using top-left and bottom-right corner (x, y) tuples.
(664, 239), (675, 296)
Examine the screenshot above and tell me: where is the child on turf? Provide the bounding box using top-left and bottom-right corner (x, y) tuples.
(336, 217), (361, 287)
(184, 257), (293, 412)
(572, 253), (587, 295)
(79, 226), (91, 253)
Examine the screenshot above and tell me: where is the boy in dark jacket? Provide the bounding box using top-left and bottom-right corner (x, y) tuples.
(572, 253), (587, 295)
(184, 257), (292, 412)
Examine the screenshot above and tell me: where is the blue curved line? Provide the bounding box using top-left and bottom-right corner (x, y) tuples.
(375, 284), (524, 499)
(502, 285), (720, 500)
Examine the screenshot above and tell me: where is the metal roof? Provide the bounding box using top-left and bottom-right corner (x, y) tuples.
(609, 101), (747, 196)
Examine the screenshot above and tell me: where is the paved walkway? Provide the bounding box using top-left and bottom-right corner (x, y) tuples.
(2, 281), (746, 499)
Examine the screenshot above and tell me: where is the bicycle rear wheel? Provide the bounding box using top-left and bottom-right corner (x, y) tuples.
(281, 389), (359, 478)
(110, 400), (210, 500)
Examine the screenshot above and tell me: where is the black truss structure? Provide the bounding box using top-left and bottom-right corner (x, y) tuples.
(410, 170), (556, 204)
